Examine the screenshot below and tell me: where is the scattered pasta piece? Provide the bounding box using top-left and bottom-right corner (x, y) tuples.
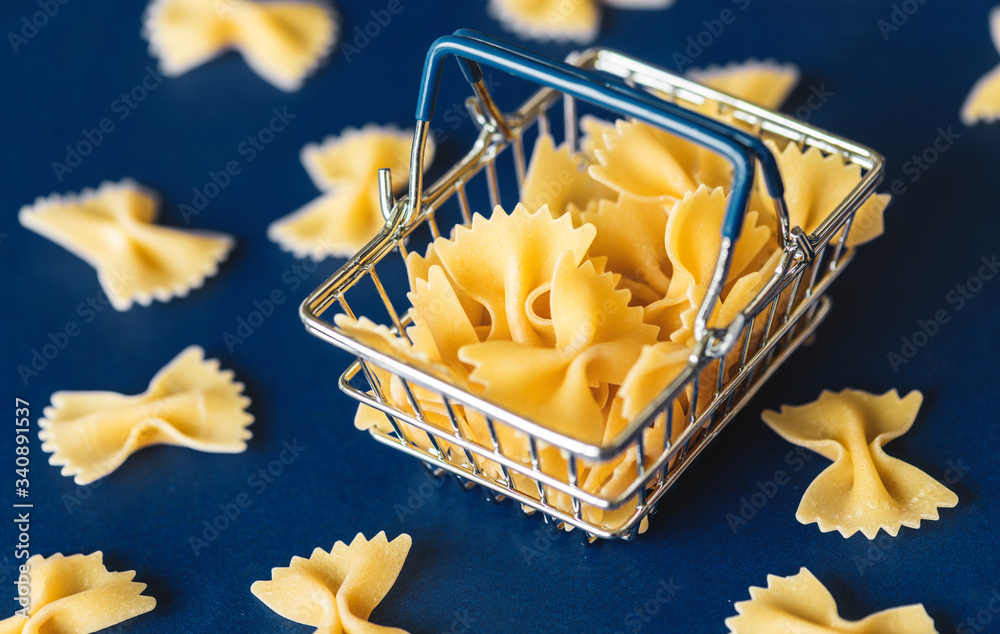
(762, 140), (891, 246)
(269, 125), (434, 259)
(961, 7), (1000, 125)
(18, 180), (233, 311)
(0, 552), (155, 633)
(489, 0), (674, 44)
(489, 0), (600, 43)
(725, 568), (938, 634)
(143, 0), (337, 92)
(39, 346), (253, 485)
(689, 59), (800, 110)
(761, 389), (958, 539)
(251, 532), (411, 634)
(488, 0), (674, 44)
(521, 134), (615, 217)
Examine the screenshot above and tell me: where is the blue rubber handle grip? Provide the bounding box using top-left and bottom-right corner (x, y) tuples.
(415, 31), (785, 241)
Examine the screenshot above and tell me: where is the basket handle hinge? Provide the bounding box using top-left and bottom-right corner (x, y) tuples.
(790, 227), (817, 264)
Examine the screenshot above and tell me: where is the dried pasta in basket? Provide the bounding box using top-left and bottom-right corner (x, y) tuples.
(761, 389), (958, 539)
(18, 180), (233, 311)
(759, 140), (891, 246)
(645, 186), (771, 344)
(487, 0), (674, 44)
(38, 346), (253, 485)
(460, 252), (659, 444)
(576, 197), (671, 306)
(333, 314), (480, 460)
(251, 532), (411, 634)
(587, 118), (699, 203)
(725, 567), (937, 634)
(0, 552), (156, 633)
(521, 133), (615, 217)
(269, 125), (434, 260)
(961, 7), (1000, 125)
(417, 203), (596, 346)
(143, 0), (337, 91)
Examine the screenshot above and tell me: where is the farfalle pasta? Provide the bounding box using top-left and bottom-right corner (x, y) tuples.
(269, 125), (434, 259)
(759, 140), (891, 247)
(460, 252), (659, 444)
(488, 0), (674, 44)
(587, 118), (700, 203)
(726, 568), (938, 633)
(18, 180), (233, 311)
(761, 389), (958, 539)
(520, 133), (615, 217)
(39, 346), (253, 485)
(251, 532), (411, 634)
(0, 552), (155, 633)
(651, 186), (771, 344)
(689, 59), (800, 111)
(962, 6), (1000, 125)
(143, 0), (337, 91)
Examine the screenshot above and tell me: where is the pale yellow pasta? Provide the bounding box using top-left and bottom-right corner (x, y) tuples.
(460, 253), (658, 444)
(488, 0), (674, 44)
(421, 204), (596, 346)
(725, 568), (937, 634)
(39, 346), (253, 485)
(143, 0), (337, 91)
(520, 134), (615, 218)
(251, 532), (411, 634)
(961, 7), (1000, 125)
(18, 180), (233, 311)
(588, 118), (699, 203)
(761, 389), (958, 539)
(576, 197), (672, 306)
(689, 59), (800, 110)
(269, 125), (434, 260)
(0, 552), (155, 633)
(646, 186), (771, 344)
(760, 140), (891, 247)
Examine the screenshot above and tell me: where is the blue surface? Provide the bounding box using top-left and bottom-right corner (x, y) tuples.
(2, 1), (999, 632)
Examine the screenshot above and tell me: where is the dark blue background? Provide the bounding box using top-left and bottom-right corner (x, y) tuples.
(2, 1), (999, 632)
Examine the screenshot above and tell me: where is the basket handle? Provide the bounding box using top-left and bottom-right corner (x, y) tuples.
(406, 30), (789, 347)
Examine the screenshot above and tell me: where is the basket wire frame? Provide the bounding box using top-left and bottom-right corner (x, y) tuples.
(302, 46), (885, 541)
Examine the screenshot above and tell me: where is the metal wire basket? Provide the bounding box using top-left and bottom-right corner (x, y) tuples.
(300, 30), (885, 541)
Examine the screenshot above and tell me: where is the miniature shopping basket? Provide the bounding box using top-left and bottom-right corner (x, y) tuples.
(300, 30), (885, 541)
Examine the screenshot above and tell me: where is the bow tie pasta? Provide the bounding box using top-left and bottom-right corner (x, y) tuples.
(726, 568), (938, 634)
(38, 346), (253, 485)
(269, 124), (434, 260)
(337, 63), (893, 533)
(251, 532), (411, 634)
(961, 6), (1000, 125)
(0, 553), (155, 633)
(19, 180), (234, 311)
(487, 0), (675, 44)
(761, 389), (958, 538)
(143, 0), (337, 91)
